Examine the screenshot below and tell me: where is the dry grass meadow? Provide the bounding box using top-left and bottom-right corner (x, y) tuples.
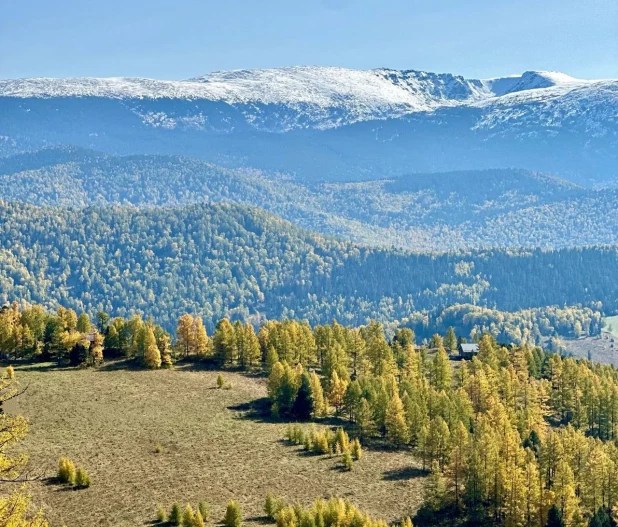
(4, 363), (426, 527)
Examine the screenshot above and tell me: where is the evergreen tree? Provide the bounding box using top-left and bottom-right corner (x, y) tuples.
(169, 503), (182, 526)
(431, 346), (452, 391)
(242, 324), (261, 368)
(446, 421), (469, 509)
(224, 501), (242, 527)
(292, 373), (314, 420)
(424, 461), (447, 511)
(213, 319), (237, 367)
(444, 327), (457, 352)
(343, 380), (362, 422)
(58, 457), (76, 485)
(176, 314), (195, 358)
(76, 312), (92, 334)
(309, 372), (327, 418)
(546, 505), (564, 527)
(328, 371), (348, 416)
(74, 467), (91, 488)
(193, 317), (210, 358)
(198, 502), (210, 521)
(156, 505), (167, 523)
(96, 311), (110, 333)
(341, 449), (353, 471)
(193, 510), (205, 527)
(351, 438), (362, 460)
(356, 398), (377, 443)
(183, 504), (195, 527)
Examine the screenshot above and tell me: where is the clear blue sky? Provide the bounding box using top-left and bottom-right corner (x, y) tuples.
(1, 0), (616, 80)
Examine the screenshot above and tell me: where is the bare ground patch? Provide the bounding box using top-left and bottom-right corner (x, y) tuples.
(561, 333), (618, 366)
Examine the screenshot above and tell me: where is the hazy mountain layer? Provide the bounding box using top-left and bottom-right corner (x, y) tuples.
(2, 148), (617, 251)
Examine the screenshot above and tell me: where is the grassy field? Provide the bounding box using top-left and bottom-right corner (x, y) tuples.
(4, 363), (426, 527)
(603, 316), (618, 337)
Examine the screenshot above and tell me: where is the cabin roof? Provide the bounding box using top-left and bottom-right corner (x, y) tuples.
(459, 343), (479, 353)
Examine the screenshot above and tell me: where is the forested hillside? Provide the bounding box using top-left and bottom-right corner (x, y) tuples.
(4, 300), (618, 527)
(2, 147), (618, 251)
(0, 199), (615, 337)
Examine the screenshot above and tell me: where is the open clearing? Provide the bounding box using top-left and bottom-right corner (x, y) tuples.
(4, 364), (425, 527)
(562, 333), (618, 366)
(603, 316), (618, 338)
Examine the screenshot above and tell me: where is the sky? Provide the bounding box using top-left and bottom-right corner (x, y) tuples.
(1, 0), (617, 80)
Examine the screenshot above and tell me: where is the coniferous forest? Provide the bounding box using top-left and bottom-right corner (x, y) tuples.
(0, 199), (615, 341)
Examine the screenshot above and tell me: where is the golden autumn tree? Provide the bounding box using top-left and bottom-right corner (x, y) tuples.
(0, 368), (49, 526)
(385, 391), (410, 447)
(143, 326), (162, 369)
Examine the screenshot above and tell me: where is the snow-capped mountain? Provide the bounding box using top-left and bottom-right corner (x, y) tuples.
(1, 66), (607, 131)
(0, 66), (616, 184)
(482, 70), (586, 96)
(0, 66), (494, 131)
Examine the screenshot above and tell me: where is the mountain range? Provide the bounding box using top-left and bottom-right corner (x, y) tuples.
(2, 147), (618, 251)
(1, 66), (617, 185)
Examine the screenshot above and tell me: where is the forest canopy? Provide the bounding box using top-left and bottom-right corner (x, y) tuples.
(0, 200), (615, 335)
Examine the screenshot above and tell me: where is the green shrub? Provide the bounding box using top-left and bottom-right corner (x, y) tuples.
(342, 450), (353, 471)
(58, 457), (76, 485)
(264, 493), (286, 520)
(169, 503), (182, 525)
(183, 504), (195, 526)
(75, 466), (91, 488)
(351, 438), (362, 461)
(217, 374), (225, 388)
(224, 500), (242, 527)
(198, 501), (210, 522)
(193, 510), (206, 527)
(156, 505), (167, 523)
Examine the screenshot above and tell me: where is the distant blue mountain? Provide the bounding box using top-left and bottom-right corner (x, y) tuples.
(1, 66), (616, 185)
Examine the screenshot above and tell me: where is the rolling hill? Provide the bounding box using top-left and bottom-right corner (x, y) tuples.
(2, 147), (617, 251)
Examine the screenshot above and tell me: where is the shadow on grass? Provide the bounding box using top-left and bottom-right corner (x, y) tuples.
(96, 358), (145, 371)
(383, 466), (429, 481)
(43, 476), (62, 486)
(245, 515), (272, 524)
(3, 361), (66, 373)
(228, 397), (280, 423)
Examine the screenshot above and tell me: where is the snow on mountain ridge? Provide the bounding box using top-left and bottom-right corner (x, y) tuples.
(1, 66), (614, 132)
(482, 71), (585, 96)
(190, 66), (491, 109)
(0, 66), (497, 131)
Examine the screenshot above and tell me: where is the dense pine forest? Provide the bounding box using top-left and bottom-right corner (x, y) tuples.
(0, 200), (615, 339)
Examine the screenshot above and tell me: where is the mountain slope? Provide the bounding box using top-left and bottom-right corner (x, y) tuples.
(2, 148), (617, 251)
(1, 200), (617, 332)
(0, 66), (493, 131)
